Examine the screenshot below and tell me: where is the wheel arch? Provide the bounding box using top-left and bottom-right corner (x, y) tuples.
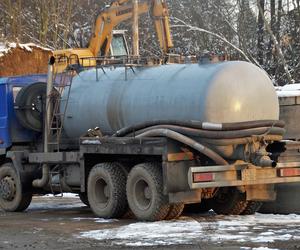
(4, 151), (24, 174)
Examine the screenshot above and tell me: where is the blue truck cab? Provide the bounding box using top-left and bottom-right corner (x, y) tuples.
(0, 75), (47, 153)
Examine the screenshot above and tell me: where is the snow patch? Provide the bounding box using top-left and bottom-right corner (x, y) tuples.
(29, 203), (83, 211)
(95, 218), (118, 223)
(72, 217), (117, 223)
(81, 140), (101, 145)
(79, 213), (300, 246)
(252, 248), (280, 250)
(276, 83), (300, 97)
(277, 91), (300, 97)
(43, 193), (79, 198)
(80, 219), (203, 246)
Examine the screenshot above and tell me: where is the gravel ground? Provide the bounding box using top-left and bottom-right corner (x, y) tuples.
(0, 195), (299, 250)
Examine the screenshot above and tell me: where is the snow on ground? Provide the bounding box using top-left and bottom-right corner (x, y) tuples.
(73, 217), (118, 223)
(28, 193), (83, 211)
(43, 193), (79, 198)
(79, 213), (300, 247)
(28, 202), (84, 211)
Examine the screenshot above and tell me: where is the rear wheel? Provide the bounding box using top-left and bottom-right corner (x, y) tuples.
(241, 201), (262, 215)
(165, 203), (185, 220)
(126, 163), (170, 221)
(0, 163), (32, 212)
(211, 187), (248, 215)
(87, 162), (128, 219)
(184, 200), (213, 214)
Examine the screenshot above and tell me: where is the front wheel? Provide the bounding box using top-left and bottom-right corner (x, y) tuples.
(0, 163), (32, 212)
(126, 163), (170, 221)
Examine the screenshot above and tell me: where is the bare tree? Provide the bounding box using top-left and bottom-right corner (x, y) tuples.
(257, 0), (265, 65)
(257, 0), (294, 84)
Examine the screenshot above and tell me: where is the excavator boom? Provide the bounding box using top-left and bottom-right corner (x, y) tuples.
(53, 0), (173, 73)
(89, 0), (173, 57)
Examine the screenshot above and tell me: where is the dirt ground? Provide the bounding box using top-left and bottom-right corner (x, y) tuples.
(0, 196), (299, 250)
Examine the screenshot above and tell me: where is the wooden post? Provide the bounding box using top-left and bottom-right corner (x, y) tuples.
(132, 0), (139, 57)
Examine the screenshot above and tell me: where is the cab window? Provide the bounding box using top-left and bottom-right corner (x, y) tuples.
(111, 34), (128, 57)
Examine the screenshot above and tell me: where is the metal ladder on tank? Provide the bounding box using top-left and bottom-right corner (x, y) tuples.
(47, 69), (74, 152)
(47, 69), (75, 196)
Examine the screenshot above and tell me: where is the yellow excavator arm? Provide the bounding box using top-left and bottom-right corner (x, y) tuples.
(53, 0), (173, 73)
(89, 0), (173, 57)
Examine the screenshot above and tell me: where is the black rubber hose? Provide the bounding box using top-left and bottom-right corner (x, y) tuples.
(136, 128), (228, 165)
(197, 135), (283, 146)
(127, 125), (285, 139)
(113, 120), (285, 137)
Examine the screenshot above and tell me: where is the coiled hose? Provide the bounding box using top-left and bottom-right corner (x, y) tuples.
(113, 120), (285, 165)
(113, 120), (285, 137)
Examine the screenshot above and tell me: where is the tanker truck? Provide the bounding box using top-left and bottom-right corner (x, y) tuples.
(1, 59), (300, 221)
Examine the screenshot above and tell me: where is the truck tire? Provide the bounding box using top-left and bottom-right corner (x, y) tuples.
(118, 164), (136, 219)
(79, 193), (90, 207)
(184, 200), (213, 214)
(211, 187), (248, 215)
(126, 163), (170, 221)
(15, 82), (46, 132)
(241, 201), (262, 215)
(87, 162), (128, 219)
(0, 163), (32, 212)
(165, 203), (185, 220)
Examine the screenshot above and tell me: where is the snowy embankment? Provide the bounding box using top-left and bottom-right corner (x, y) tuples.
(0, 42), (51, 77)
(0, 42), (50, 57)
(79, 213), (300, 247)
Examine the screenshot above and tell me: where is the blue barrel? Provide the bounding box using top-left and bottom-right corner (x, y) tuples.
(61, 61), (279, 138)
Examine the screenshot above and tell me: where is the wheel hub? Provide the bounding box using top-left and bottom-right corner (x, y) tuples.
(104, 185), (110, 198)
(144, 186), (151, 200)
(0, 177), (16, 201)
(134, 179), (152, 210)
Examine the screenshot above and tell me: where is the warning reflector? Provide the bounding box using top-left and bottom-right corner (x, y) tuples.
(193, 173), (214, 183)
(279, 168), (300, 177)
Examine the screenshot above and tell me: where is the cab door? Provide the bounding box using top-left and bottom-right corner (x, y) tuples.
(0, 82), (11, 149)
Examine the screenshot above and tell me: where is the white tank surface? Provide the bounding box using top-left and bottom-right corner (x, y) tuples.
(61, 61), (279, 138)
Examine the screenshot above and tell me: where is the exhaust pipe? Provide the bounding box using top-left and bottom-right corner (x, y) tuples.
(33, 164), (50, 188)
(32, 57), (55, 188)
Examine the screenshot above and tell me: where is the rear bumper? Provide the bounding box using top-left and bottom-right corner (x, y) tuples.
(188, 162), (300, 189)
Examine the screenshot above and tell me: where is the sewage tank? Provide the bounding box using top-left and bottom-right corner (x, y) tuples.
(61, 61), (279, 138)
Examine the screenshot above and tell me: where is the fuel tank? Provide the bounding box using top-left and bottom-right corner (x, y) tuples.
(61, 61), (279, 138)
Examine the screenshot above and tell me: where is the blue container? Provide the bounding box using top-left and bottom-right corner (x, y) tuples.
(62, 61), (279, 138)
(0, 74), (47, 150)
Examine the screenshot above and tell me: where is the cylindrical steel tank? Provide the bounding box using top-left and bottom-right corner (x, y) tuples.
(61, 61), (279, 138)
